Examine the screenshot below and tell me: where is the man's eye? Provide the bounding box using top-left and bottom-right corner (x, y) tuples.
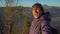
(37, 10), (39, 12)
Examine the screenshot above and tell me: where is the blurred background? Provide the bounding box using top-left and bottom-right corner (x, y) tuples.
(0, 0), (60, 34)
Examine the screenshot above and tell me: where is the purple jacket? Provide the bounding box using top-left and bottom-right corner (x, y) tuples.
(29, 12), (52, 34)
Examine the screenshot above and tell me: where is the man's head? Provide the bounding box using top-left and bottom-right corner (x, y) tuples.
(32, 3), (44, 19)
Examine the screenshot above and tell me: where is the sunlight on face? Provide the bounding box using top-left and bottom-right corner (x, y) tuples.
(32, 6), (42, 19)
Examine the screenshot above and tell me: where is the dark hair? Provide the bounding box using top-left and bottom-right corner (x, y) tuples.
(32, 3), (44, 15)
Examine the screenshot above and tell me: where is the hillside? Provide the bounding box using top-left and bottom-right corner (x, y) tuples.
(0, 5), (60, 34)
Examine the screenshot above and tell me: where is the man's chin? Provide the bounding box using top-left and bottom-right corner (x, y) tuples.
(34, 17), (39, 19)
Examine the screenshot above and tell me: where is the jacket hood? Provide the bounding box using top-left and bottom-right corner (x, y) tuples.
(40, 12), (51, 21)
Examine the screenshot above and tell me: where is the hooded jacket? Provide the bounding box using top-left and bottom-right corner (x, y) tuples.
(29, 12), (52, 34)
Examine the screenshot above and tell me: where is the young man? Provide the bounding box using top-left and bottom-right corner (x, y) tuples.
(29, 3), (52, 34)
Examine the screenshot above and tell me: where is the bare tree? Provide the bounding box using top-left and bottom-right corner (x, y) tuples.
(4, 0), (20, 34)
(5, 0), (14, 7)
(0, 0), (22, 34)
(4, 0), (19, 7)
(0, 0), (5, 7)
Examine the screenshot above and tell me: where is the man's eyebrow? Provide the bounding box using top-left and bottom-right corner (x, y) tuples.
(33, 8), (36, 9)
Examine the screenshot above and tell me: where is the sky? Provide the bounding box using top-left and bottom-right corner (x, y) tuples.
(0, 0), (60, 7)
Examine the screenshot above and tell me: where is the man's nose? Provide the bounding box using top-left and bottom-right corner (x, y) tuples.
(35, 10), (38, 13)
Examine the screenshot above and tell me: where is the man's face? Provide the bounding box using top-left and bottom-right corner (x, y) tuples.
(32, 6), (42, 19)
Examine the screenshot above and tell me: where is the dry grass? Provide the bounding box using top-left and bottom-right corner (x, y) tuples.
(51, 17), (60, 22)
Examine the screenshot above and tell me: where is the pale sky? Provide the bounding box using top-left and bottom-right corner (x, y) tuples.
(0, 0), (60, 7)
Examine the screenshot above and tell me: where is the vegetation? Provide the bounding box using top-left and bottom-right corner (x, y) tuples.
(22, 17), (31, 34)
